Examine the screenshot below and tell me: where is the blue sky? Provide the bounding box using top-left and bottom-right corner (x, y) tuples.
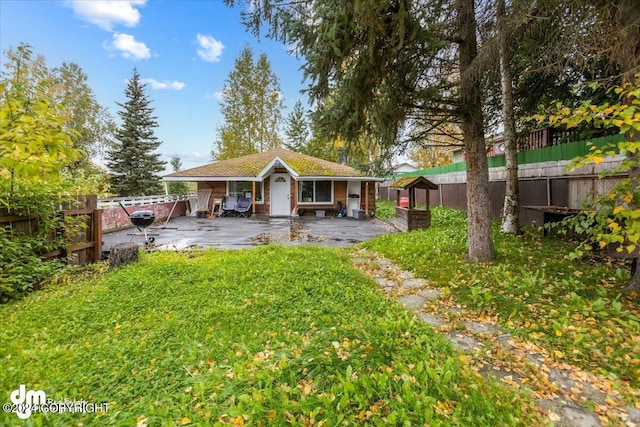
(0, 0), (308, 171)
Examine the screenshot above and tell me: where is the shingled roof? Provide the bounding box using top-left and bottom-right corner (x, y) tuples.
(164, 148), (373, 180)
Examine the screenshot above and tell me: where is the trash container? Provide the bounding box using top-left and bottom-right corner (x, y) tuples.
(353, 209), (365, 220)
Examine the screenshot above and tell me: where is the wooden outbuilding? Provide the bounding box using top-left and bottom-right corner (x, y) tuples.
(390, 176), (438, 231)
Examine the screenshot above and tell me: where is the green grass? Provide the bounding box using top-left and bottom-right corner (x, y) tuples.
(0, 246), (536, 426)
(374, 199), (396, 220)
(365, 207), (640, 391)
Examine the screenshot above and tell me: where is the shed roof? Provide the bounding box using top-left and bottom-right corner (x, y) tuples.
(390, 176), (438, 190)
(164, 147), (375, 180)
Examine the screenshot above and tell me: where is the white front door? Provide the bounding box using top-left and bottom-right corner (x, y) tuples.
(270, 173), (291, 216)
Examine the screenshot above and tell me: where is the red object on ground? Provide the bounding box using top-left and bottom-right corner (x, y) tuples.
(399, 197), (409, 207)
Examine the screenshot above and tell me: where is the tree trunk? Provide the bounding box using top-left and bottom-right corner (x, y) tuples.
(457, 0), (494, 262)
(616, 0), (640, 294)
(498, 0), (521, 235)
(109, 242), (139, 269)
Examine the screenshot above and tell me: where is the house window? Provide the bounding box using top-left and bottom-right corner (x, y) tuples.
(228, 181), (263, 202)
(298, 180), (332, 204)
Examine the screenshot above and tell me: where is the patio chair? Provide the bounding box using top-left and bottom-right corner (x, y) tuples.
(221, 196), (238, 217)
(235, 197), (252, 217)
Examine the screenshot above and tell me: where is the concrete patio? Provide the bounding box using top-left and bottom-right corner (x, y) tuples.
(102, 216), (397, 251)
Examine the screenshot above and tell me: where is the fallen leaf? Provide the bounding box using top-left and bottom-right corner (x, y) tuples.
(548, 412), (560, 422)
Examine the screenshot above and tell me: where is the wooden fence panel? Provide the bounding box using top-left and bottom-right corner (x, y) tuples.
(0, 195), (103, 266)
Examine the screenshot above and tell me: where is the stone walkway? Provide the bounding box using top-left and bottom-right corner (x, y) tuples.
(350, 248), (640, 427)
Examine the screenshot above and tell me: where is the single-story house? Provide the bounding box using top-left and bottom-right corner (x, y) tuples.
(163, 148), (380, 218)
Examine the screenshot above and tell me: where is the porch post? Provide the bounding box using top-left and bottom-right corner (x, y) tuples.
(365, 182), (369, 214)
(252, 181), (256, 215)
(292, 180), (298, 215)
(409, 186), (415, 210)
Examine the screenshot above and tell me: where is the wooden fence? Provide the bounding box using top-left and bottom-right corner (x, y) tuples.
(0, 195), (103, 265)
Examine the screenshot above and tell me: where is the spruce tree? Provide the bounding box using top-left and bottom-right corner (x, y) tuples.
(284, 100), (309, 152)
(107, 68), (165, 196)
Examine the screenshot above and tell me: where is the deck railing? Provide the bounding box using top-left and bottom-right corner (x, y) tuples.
(98, 193), (196, 208)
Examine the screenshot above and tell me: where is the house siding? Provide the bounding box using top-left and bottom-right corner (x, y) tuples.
(196, 178), (377, 217)
(197, 181), (226, 212)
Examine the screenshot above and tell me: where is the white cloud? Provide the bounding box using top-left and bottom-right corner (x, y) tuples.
(196, 34), (224, 62)
(66, 0), (146, 31)
(158, 150), (204, 162)
(204, 91), (224, 101)
(107, 33), (151, 60)
(141, 78), (186, 90)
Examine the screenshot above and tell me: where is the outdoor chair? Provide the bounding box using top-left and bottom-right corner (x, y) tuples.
(235, 197), (252, 217)
(221, 196), (238, 217)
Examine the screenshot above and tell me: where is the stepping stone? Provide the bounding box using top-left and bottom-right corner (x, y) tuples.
(445, 333), (482, 351)
(537, 400), (601, 427)
(397, 271), (413, 280)
(496, 333), (515, 349)
(525, 353), (546, 366)
(401, 278), (429, 288)
(374, 277), (396, 288)
(558, 404), (601, 427)
(417, 313), (447, 328)
(580, 384), (607, 405)
(479, 364), (525, 386)
(626, 406), (640, 423)
(397, 294), (427, 310)
(548, 368), (578, 393)
(464, 321), (503, 336)
(376, 258), (395, 268)
(419, 288), (441, 300)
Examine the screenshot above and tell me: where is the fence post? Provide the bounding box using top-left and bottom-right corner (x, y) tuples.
(94, 209), (103, 261)
(62, 211), (71, 262)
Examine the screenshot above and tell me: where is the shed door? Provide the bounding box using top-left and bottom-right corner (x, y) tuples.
(270, 174), (291, 216)
(347, 181), (361, 217)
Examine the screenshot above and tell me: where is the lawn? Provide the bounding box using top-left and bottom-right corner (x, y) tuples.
(0, 245), (536, 426)
(366, 207), (640, 395)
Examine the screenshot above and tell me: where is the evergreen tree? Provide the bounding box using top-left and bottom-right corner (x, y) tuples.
(213, 48), (285, 160)
(107, 68), (165, 196)
(228, 0), (495, 261)
(284, 100), (309, 152)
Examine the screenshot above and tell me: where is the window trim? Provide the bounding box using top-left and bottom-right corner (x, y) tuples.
(297, 180), (334, 205)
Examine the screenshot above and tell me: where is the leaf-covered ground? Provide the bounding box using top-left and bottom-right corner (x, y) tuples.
(0, 246), (538, 426)
(365, 208), (640, 397)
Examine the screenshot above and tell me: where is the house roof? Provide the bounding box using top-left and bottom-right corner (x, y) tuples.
(164, 148), (376, 181)
(390, 176), (438, 190)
